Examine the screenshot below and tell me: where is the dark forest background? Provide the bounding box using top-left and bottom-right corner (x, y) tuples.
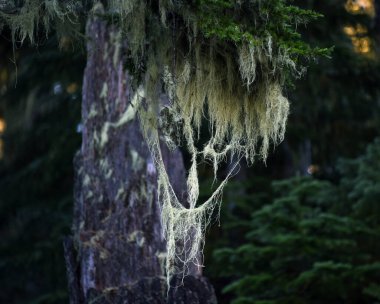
(1, 0), (380, 303)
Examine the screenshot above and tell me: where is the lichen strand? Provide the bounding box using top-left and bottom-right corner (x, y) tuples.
(1, 0), (326, 287)
(173, 44), (290, 164)
(0, 0), (80, 44)
(141, 117), (240, 287)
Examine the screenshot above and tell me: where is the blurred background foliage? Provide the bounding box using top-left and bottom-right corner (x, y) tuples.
(207, 140), (380, 303)
(0, 0), (379, 303)
(0, 34), (85, 303)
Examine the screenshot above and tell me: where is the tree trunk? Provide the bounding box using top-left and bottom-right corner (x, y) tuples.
(64, 9), (216, 304)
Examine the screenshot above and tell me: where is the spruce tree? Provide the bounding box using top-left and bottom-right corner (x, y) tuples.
(212, 139), (380, 304)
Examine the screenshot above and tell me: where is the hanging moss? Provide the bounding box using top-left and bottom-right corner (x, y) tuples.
(0, 0), (331, 286)
(0, 0), (82, 45)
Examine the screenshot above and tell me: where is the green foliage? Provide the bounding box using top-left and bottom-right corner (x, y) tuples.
(197, 0), (330, 60)
(210, 139), (380, 304)
(0, 0), (328, 53)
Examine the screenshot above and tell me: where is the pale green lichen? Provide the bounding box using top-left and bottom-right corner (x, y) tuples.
(138, 30), (291, 285)
(86, 190), (94, 199)
(128, 230), (145, 247)
(0, 0), (80, 45)
(100, 83), (108, 99)
(123, 9), (292, 281)
(156, 251), (167, 275)
(0, 0), (41, 43)
(115, 186), (125, 200)
(99, 159), (109, 171)
(83, 174), (91, 186)
(88, 105), (98, 118)
(100, 86), (144, 147)
(130, 150), (144, 171)
(105, 168), (113, 179)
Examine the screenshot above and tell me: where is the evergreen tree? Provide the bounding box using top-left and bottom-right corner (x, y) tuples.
(212, 139), (380, 304)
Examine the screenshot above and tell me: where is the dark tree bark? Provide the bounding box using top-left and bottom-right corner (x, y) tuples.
(64, 8), (217, 304)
